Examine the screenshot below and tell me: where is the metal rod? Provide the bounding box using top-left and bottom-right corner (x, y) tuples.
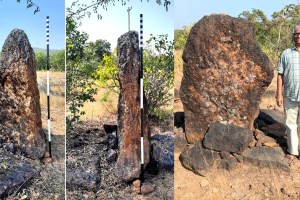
(127, 7), (132, 31)
(46, 16), (51, 158)
(140, 13), (144, 185)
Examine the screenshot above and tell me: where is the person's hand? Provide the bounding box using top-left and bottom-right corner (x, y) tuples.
(277, 93), (283, 107)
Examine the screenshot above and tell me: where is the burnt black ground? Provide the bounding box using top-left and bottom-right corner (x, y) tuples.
(66, 119), (173, 200)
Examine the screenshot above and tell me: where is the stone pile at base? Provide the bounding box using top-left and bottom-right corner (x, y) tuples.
(179, 111), (289, 176)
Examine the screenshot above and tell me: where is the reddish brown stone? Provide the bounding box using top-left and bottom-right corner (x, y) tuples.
(0, 29), (45, 159)
(141, 182), (155, 195)
(131, 179), (141, 194)
(115, 31), (150, 182)
(180, 15), (273, 143)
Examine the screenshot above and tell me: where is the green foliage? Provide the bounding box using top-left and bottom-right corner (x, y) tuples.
(88, 39), (111, 62)
(66, 0), (171, 20)
(35, 50), (65, 71)
(239, 4), (300, 64)
(50, 50), (65, 71)
(35, 51), (46, 71)
(174, 24), (193, 49)
(174, 4), (300, 64)
(144, 34), (174, 118)
(66, 16), (99, 127)
(16, 0), (40, 14)
(93, 50), (119, 101)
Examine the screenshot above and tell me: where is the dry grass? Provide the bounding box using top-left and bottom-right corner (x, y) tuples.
(37, 71), (65, 135)
(79, 88), (118, 121)
(37, 71), (65, 108)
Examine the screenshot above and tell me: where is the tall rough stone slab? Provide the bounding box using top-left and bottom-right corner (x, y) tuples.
(115, 31), (150, 182)
(0, 29), (45, 159)
(180, 15), (274, 143)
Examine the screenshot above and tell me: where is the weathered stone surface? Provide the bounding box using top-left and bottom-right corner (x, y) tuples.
(66, 155), (100, 191)
(265, 123), (286, 138)
(233, 153), (244, 163)
(151, 132), (174, 170)
(115, 31), (150, 182)
(242, 147), (290, 171)
(179, 142), (221, 176)
(203, 123), (253, 154)
(259, 135), (278, 147)
(220, 156), (238, 171)
(254, 129), (266, 140)
(0, 149), (37, 199)
(259, 109), (285, 124)
(180, 15), (273, 143)
(174, 126), (188, 152)
(106, 149), (117, 163)
(107, 131), (118, 149)
(141, 182), (155, 195)
(0, 29), (45, 159)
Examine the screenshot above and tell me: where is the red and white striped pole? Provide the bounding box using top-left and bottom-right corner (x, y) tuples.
(140, 13), (144, 183)
(46, 16), (52, 158)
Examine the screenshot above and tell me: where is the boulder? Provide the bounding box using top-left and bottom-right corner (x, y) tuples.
(66, 154), (100, 191)
(220, 156), (238, 171)
(203, 123), (253, 154)
(265, 123), (286, 138)
(114, 31), (150, 182)
(242, 147), (289, 171)
(0, 29), (45, 159)
(151, 132), (174, 170)
(180, 14), (274, 143)
(179, 142), (221, 176)
(0, 149), (37, 199)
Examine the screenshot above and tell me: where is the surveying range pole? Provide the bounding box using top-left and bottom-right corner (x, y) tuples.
(127, 7), (132, 31)
(140, 13), (144, 184)
(46, 16), (52, 158)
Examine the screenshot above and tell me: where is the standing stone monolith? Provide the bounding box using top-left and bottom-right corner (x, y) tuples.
(0, 29), (45, 159)
(180, 14), (274, 144)
(115, 31), (150, 182)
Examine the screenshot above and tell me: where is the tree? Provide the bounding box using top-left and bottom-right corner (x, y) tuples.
(35, 51), (46, 71)
(239, 4), (300, 63)
(174, 24), (193, 49)
(35, 50), (65, 71)
(50, 50), (65, 71)
(143, 34), (174, 118)
(66, 0), (171, 20)
(88, 39), (111, 62)
(66, 16), (99, 126)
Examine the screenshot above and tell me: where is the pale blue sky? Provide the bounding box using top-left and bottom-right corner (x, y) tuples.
(175, 0), (299, 29)
(66, 0), (174, 51)
(0, 0), (65, 50)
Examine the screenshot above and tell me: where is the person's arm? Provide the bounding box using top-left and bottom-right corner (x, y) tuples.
(277, 73), (283, 107)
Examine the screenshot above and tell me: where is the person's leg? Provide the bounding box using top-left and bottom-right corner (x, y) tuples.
(284, 98), (299, 157)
